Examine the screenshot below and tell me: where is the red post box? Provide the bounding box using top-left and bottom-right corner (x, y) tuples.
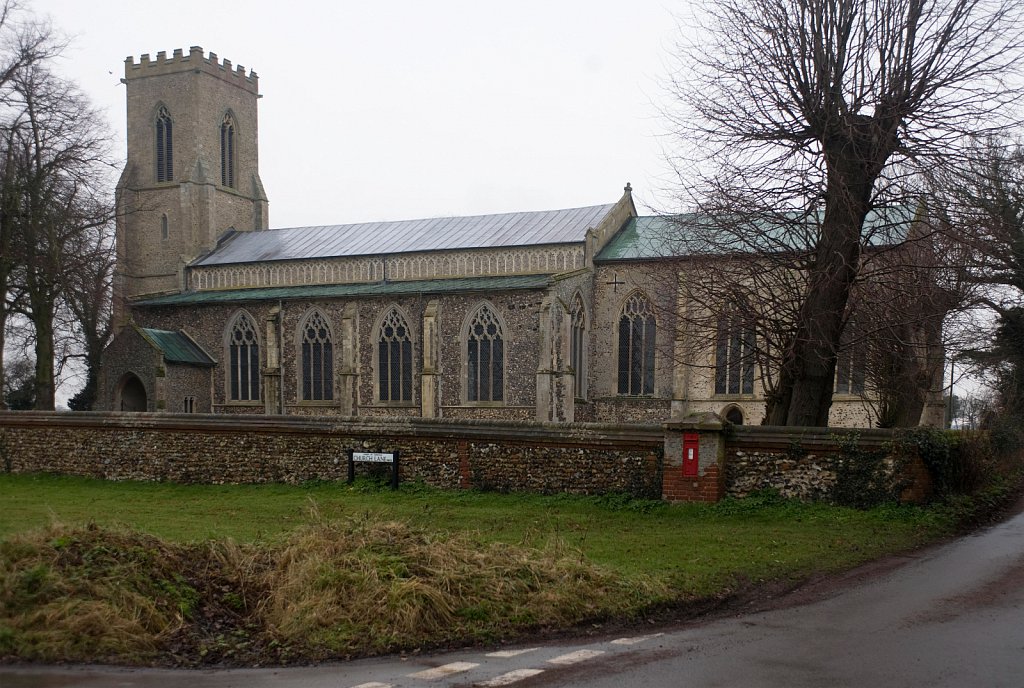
(682, 432), (699, 477)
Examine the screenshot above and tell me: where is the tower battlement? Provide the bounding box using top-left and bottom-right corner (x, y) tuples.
(123, 46), (258, 93)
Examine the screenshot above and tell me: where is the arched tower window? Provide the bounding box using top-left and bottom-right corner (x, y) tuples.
(715, 306), (755, 395)
(220, 112), (236, 188)
(300, 309), (333, 401)
(226, 311), (260, 401)
(160, 214), (168, 240)
(155, 106), (173, 182)
(617, 292), (656, 395)
(466, 304), (504, 402)
(570, 293), (587, 399)
(378, 307), (413, 403)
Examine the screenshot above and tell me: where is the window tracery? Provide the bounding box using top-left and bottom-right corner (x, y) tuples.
(378, 307), (413, 403)
(156, 106), (173, 182)
(300, 309), (333, 401)
(467, 304), (504, 402)
(617, 292), (656, 395)
(227, 312), (260, 401)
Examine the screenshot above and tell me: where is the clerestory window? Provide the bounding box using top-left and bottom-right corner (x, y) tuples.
(467, 304), (504, 402)
(227, 312), (260, 401)
(617, 292), (656, 395)
(300, 309), (333, 401)
(378, 307), (413, 403)
(156, 106), (173, 182)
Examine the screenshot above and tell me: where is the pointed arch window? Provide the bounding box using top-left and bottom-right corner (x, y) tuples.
(227, 312), (260, 401)
(220, 112), (236, 188)
(301, 309), (333, 401)
(467, 304), (504, 402)
(378, 307), (413, 403)
(617, 292), (656, 395)
(570, 293), (587, 399)
(835, 321), (867, 395)
(715, 307), (755, 395)
(156, 106), (173, 182)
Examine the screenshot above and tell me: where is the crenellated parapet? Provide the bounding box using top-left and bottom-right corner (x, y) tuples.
(123, 46), (258, 93)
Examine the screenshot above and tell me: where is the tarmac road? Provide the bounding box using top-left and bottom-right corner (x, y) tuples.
(4, 505), (1023, 688)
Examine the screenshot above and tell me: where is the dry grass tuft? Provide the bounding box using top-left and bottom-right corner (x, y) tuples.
(0, 515), (666, 665)
(260, 515), (661, 658)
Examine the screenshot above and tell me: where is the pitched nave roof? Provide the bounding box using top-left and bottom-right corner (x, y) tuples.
(195, 204), (615, 266)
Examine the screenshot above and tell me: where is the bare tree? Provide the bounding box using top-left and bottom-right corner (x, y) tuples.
(5, 59), (114, 409)
(929, 135), (1024, 416)
(0, 3), (64, 409)
(664, 0), (1024, 426)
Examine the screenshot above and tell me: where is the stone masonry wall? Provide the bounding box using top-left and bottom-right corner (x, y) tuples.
(0, 412), (664, 499)
(722, 426), (931, 502)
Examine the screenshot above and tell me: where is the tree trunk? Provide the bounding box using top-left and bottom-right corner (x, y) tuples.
(30, 292), (55, 410)
(774, 143), (876, 426)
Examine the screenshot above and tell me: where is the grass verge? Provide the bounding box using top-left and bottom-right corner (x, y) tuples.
(0, 474), (960, 666)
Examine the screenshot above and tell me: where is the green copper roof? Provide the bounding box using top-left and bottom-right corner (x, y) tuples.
(135, 274), (555, 307)
(138, 328), (216, 366)
(597, 207), (918, 262)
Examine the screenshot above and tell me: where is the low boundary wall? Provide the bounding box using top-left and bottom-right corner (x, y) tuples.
(0, 411), (665, 499)
(0, 411), (932, 503)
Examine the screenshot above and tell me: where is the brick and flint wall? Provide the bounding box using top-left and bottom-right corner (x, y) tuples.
(0, 412), (931, 503)
(0, 412), (664, 499)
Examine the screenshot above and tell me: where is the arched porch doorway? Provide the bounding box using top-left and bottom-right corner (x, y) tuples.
(117, 373), (148, 412)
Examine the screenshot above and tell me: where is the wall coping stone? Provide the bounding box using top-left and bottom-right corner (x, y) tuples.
(0, 411), (663, 449)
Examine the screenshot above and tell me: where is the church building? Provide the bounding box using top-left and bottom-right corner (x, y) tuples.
(99, 47), (934, 427)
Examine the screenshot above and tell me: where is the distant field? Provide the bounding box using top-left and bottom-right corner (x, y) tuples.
(0, 473), (948, 593)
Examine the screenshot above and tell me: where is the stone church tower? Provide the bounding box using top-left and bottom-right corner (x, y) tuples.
(113, 46), (269, 326)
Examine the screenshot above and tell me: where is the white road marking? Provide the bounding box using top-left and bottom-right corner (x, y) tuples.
(547, 649), (605, 665)
(409, 662), (480, 680)
(485, 648), (539, 658)
(475, 668), (545, 686)
(350, 683), (393, 688)
(611, 632), (665, 646)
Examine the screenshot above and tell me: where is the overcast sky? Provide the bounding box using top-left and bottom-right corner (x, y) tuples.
(31, 0), (688, 228)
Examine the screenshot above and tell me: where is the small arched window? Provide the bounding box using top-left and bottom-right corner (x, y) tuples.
(300, 309), (333, 401)
(715, 306), (755, 395)
(617, 292), (656, 395)
(220, 112), (236, 188)
(160, 214), (168, 240)
(570, 293), (587, 399)
(156, 106), (173, 183)
(378, 307), (413, 403)
(467, 304), (504, 402)
(723, 405), (745, 425)
(227, 312), (260, 401)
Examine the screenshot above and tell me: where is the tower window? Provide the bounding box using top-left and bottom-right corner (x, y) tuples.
(221, 113), (236, 188)
(617, 292), (656, 395)
(156, 106), (173, 182)
(160, 214), (168, 240)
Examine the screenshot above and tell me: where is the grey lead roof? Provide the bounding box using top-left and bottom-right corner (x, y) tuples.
(195, 204), (615, 266)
